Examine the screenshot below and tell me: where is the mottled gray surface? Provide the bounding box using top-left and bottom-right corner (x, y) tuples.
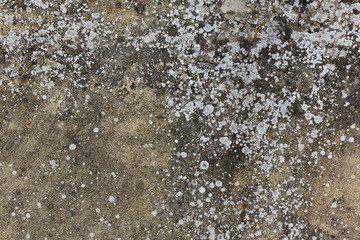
(1, 0), (360, 239)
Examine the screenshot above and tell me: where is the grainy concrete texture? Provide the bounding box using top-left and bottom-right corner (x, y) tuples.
(1, 0), (360, 239)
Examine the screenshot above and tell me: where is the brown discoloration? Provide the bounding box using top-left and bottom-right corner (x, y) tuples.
(309, 146), (360, 239)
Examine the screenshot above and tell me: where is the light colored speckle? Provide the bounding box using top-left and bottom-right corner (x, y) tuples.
(298, 143), (305, 151)
(93, 127), (99, 133)
(200, 136), (210, 142)
(91, 12), (100, 19)
(242, 146), (251, 155)
(176, 192), (183, 197)
(203, 104), (214, 116)
(180, 152), (187, 158)
(143, 32), (157, 43)
(151, 210), (157, 216)
(109, 196), (115, 203)
(221, 0), (247, 15)
(69, 143), (76, 150)
(84, 21), (93, 29)
(30, 0), (48, 9)
(49, 160), (58, 170)
(199, 186), (206, 193)
(311, 129), (318, 138)
(215, 180), (223, 187)
(65, 29), (78, 40)
(313, 115), (323, 124)
(12, 170), (17, 176)
(209, 226), (216, 240)
(256, 122), (269, 135)
(199, 161), (209, 170)
(219, 137), (231, 147)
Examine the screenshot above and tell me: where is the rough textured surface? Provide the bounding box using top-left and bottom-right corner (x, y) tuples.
(1, 0), (360, 239)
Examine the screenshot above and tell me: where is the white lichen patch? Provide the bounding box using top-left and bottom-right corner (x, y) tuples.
(108, 196), (115, 203)
(69, 144), (76, 150)
(219, 137), (231, 147)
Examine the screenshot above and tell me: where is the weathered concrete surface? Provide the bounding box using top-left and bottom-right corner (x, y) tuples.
(1, 0), (360, 239)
